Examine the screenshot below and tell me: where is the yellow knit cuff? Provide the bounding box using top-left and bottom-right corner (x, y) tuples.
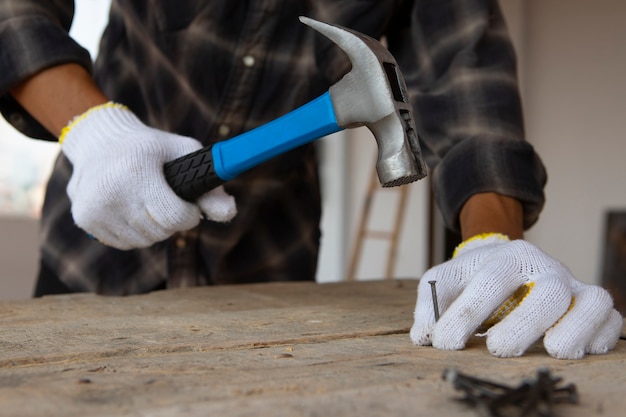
(452, 232), (510, 259)
(58, 102), (129, 145)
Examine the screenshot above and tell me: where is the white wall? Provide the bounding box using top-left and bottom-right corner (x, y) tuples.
(514, 0), (626, 283)
(0, 217), (39, 299)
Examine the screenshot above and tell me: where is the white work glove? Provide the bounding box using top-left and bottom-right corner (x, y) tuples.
(60, 102), (237, 250)
(410, 233), (623, 359)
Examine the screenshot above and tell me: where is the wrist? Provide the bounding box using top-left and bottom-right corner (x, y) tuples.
(459, 192), (524, 240)
(452, 232), (510, 258)
(59, 102), (130, 145)
(10, 63), (109, 137)
(60, 102), (147, 163)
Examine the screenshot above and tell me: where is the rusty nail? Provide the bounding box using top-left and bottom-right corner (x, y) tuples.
(428, 280), (440, 321)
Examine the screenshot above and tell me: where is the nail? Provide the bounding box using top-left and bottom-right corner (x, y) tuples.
(428, 280), (440, 321)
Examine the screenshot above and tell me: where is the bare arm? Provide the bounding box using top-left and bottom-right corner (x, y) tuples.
(458, 192), (524, 241)
(9, 63), (109, 137)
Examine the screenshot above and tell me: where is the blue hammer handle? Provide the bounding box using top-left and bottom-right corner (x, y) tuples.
(164, 92), (342, 201)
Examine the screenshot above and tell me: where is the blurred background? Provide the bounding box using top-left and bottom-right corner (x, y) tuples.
(1, 0), (624, 300)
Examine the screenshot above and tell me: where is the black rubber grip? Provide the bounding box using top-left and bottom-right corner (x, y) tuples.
(164, 145), (225, 202)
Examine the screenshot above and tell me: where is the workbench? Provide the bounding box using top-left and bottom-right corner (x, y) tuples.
(1, 279), (625, 416)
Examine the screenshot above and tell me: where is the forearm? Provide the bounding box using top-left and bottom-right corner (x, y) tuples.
(9, 63), (108, 137)
(458, 192), (524, 241)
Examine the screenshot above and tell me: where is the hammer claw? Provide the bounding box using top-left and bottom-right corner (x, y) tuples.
(300, 16), (427, 187)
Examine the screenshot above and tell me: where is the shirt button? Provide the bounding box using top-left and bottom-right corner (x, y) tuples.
(8, 113), (25, 130)
(175, 237), (187, 249)
(242, 55), (255, 67)
(218, 124), (230, 137)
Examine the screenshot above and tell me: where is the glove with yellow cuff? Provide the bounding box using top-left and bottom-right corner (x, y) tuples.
(60, 102), (237, 250)
(410, 233), (623, 359)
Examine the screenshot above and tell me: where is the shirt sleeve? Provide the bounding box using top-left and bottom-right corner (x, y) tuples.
(388, 0), (547, 232)
(0, 0), (93, 140)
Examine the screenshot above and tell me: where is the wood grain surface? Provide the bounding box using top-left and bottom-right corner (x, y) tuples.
(1, 279), (624, 417)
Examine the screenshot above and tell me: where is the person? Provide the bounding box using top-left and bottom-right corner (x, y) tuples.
(0, 0), (621, 359)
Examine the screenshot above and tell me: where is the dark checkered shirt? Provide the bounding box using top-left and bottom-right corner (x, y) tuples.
(0, 0), (546, 294)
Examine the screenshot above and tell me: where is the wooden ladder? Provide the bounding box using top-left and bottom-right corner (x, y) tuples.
(347, 164), (410, 281)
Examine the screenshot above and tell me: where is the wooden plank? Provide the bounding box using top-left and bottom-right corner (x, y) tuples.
(0, 280), (414, 366)
(0, 279), (624, 417)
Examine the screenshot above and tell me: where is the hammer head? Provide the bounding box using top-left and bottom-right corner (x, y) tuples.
(300, 17), (427, 187)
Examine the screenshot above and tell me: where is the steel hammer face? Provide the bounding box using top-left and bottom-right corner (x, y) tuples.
(300, 17), (427, 187)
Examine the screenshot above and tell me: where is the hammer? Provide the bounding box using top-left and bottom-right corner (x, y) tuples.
(164, 16), (427, 201)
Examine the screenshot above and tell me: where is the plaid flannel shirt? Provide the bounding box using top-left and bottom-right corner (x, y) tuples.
(0, 0), (546, 294)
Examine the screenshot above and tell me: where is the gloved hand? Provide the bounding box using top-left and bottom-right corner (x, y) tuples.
(410, 233), (623, 359)
(60, 102), (237, 250)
